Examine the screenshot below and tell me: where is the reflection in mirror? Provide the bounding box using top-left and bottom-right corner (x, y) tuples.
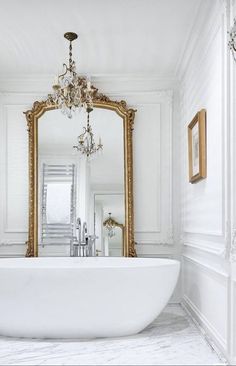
(94, 195), (124, 257)
(38, 107), (124, 256)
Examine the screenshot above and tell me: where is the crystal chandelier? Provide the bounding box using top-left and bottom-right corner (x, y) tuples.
(228, 19), (236, 62)
(103, 213), (116, 238)
(73, 107), (103, 158)
(49, 32), (94, 118)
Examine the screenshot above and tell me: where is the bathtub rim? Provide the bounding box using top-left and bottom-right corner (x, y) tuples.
(0, 257), (180, 269)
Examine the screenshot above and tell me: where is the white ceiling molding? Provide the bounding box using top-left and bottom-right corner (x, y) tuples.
(0, 73), (179, 94)
(175, 0), (225, 81)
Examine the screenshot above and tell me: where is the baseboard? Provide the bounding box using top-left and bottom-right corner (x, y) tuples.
(181, 296), (228, 364)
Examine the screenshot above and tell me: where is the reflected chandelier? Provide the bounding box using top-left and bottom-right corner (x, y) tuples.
(228, 19), (236, 62)
(103, 213), (116, 238)
(73, 107), (103, 158)
(49, 32), (94, 118)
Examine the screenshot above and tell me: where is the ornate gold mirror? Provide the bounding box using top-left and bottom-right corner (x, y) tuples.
(25, 92), (136, 257)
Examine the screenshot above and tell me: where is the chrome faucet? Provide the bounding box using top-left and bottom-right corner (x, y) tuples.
(77, 218), (81, 256)
(71, 218), (96, 257)
(82, 222), (87, 242)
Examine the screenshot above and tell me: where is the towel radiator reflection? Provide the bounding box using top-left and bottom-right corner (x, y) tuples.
(41, 163), (76, 246)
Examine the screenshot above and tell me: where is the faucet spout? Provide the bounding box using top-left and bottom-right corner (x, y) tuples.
(71, 219), (96, 257)
(82, 222), (87, 243)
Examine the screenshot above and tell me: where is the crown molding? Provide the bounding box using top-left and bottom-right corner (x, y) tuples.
(0, 73), (179, 94)
(174, 0), (203, 80)
(175, 0), (225, 82)
(0, 72), (177, 81)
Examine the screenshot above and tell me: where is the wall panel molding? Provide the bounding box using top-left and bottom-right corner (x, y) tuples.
(179, 5), (228, 244)
(184, 242), (225, 257)
(133, 103), (161, 234)
(132, 92), (173, 245)
(3, 104), (28, 234)
(183, 253), (229, 283)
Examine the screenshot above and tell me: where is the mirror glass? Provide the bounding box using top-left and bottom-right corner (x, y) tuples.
(94, 194), (124, 257)
(38, 107), (124, 256)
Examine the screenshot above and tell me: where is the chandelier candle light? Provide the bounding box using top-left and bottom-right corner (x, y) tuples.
(73, 107), (103, 158)
(49, 32), (95, 118)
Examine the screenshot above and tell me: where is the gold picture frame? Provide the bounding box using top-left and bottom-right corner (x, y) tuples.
(24, 84), (137, 257)
(188, 109), (207, 184)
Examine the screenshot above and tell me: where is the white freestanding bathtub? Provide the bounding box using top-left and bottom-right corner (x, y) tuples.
(0, 257), (180, 339)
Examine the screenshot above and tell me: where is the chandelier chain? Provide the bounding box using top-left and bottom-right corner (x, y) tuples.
(69, 41), (73, 71)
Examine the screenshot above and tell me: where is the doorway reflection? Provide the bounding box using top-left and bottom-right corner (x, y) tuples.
(94, 194), (125, 256)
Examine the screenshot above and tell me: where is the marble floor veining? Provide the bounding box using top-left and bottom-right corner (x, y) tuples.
(0, 305), (225, 366)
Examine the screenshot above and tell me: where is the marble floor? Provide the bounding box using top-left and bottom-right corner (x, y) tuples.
(0, 305), (225, 366)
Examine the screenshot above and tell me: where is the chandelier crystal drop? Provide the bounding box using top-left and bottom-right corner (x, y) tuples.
(103, 213), (116, 238)
(73, 107), (103, 158)
(48, 32), (94, 118)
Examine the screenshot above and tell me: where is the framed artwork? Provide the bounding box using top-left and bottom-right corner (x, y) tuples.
(188, 109), (207, 184)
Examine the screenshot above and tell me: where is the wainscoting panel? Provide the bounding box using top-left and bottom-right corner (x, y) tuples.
(182, 253), (228, 353)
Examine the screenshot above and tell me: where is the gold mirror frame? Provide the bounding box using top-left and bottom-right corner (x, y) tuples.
(24, 86), (136, 257)
(103, 216), (125, 256)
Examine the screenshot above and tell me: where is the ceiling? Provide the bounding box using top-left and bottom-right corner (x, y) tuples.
(0, 0), (203, 78)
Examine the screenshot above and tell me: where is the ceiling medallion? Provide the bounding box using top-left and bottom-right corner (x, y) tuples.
(48, 32), (95, 118)
(73, 107), (103, 158)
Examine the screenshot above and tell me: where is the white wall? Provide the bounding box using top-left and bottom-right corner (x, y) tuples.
(0, 93), (36, 257)
(178, 0), (235, 362)
(229, 0), (236, 363)
(228, 0), (236, 362)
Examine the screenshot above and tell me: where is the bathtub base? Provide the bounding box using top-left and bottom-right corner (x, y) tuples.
(0, 257), (180, 339)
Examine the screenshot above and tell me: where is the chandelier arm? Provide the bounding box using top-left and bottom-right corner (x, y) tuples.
(78, 128), (86, 141)
(58, 63), (69, 78)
